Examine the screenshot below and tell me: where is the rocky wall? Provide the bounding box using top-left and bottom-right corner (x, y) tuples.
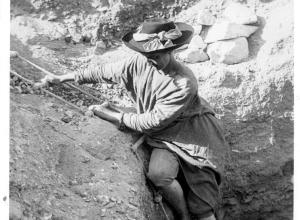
(177, 1), (294, 219)
(11, 0), (199, 45)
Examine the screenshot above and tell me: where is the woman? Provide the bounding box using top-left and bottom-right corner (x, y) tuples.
(39, 20), (229, 220)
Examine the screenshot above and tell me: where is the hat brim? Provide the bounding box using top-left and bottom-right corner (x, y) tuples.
(122, 22), (194, 54)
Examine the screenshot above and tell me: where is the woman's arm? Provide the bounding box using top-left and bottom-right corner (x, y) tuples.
(59, 73), (76, 83)
(34, 74), (75, 87)
(122, 80), (195, 133)
(74, 56), (139, 85)
(37, 55), (141, 87)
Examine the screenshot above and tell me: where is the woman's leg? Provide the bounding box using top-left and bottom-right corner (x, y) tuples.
(147, 148), (190, 220)
(185, 166), (219, 220)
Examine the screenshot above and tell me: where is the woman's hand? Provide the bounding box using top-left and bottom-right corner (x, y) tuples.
(88, 102), (124, 129)
(34, 75), (61, 88)
(10, 51), (19, 58)
(88, 104), (105, 112)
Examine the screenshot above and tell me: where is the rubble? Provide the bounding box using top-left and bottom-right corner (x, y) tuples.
(175, 3), (259, 65)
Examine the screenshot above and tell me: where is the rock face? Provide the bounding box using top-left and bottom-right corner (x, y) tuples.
(204, 21), (258, 43)
(207, 37), (249, 64)
(10, 0), (200, 45)
(222, 2), (258, 24)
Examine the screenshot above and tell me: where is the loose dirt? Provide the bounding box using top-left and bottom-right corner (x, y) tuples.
(10, 89), (167, 220)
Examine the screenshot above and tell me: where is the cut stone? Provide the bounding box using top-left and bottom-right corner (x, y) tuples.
(223, 2), (258, 24)
(177, 48), (209, 63)
(188, 35), (207, 50)
(204, 21), (258, 43)
(207, 37), (249, 64)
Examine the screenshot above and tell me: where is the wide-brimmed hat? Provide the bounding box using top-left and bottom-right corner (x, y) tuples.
(122, 20), (194, 54)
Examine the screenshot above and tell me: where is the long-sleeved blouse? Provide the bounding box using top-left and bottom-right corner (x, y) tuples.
(74, 54), (228, 177)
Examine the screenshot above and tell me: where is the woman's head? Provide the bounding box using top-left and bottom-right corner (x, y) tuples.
(122, 20), (194, 55)
(144, 51), (173, 70)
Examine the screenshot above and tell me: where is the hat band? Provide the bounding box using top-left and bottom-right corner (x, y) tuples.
(132, 25), (182, 52)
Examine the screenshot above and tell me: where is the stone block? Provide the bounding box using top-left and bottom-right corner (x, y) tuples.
(223, 2), (257, 24)
(207, 37), (249, 64)
(204, 21), (258, 43)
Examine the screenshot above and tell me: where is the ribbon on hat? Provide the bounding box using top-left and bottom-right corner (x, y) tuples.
(133, 25), (182, 52)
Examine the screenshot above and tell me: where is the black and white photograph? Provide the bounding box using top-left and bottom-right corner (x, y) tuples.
(2, 0), (296, 219)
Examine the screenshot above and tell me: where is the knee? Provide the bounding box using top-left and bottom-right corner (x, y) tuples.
(147, 169), (174, 187)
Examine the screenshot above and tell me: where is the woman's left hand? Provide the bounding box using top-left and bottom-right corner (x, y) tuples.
(88, 102), (123, 128)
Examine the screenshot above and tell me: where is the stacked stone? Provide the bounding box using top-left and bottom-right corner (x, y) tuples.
(176, 3), (259, 65)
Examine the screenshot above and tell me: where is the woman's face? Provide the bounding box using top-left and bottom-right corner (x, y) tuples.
(145, 52), (171, 70)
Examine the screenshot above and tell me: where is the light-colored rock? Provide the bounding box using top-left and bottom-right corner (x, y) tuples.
(177, 48), (209, 63)
(193, 25), (203, 35)
(204, 21), (258, 43)
(196, 10), (216, 26)
(188, 35), (207, 50)
(223, 2), (257, 24)
(207, 37), (249, 64)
